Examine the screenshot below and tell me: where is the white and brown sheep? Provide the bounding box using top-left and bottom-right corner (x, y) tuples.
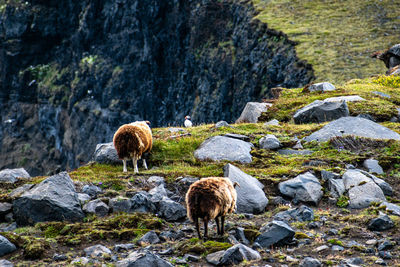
(185, 177), (238, 239)
(113, 121), (152, 173)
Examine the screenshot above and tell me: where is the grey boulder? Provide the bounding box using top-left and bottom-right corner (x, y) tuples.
(368, 214), (394, 231)
(0, 235), (16, 257)
(293, 100), (349, 124)
(83, 199), (109, 217)
(206, 244), (261, 266)
(0, 260), (13, 267)
(343, 169), (387, 208)
(157, 197), (187, 222)
(274, 205), (314, 222)
(259, 134), (281, 150)
(363, 159), (384, 174)
(278, 172), (323, 205)
(84, 244), (112, 258)
(13, 172), (84, 225)
(92, 142), (120, 164)
(109, 197), (132, 213)
(0, 203), (12, 217)
(116, 251), (173, 267)
(328, 178), (345, 198)
(255, 220), (295, 248)
(137, 231), (160, 246)
(380, 202), (400, 216)
(215, 121), (230, 128)
(300, 257), (321, 267)
(194, 136), (253, 164)
(0, 168), (30, 183)
(235, 102), (272, 123)
(224, 164), (268, 214)
(304, 117), (400, 142)
(308, 82), (335, 92)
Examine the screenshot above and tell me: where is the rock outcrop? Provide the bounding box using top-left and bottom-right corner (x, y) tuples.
(0, 0), (314, 175)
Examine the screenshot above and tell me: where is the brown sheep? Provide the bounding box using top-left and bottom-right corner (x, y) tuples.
(113, 121), (152, 173)
(185, 177), (238, 239)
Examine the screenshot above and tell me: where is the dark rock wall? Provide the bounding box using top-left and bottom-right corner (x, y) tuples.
(0, 0), (314, 175)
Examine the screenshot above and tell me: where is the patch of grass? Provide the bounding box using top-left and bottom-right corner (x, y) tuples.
(252, 0), (400, 83)
(175, 238), (232, 256)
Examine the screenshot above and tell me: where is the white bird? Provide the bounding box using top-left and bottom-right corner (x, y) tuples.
(184, 115), (193, 127)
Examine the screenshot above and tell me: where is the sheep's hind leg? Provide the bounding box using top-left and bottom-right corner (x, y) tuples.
(221, 216), (225, 235)
(195, 217), (201, 239)
(204, 218), (209, 239)
(133, 158), (138, 174)
(215, 217), (221, 235)
(142, 159), (148, 170)
(123, 159), (127, 173)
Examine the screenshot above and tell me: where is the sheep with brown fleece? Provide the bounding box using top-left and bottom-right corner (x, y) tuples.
(185, 177), (238, 239)
(113, 121), (152, 173)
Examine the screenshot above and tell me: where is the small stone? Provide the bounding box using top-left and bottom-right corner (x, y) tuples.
(331, 245), (344, 251)
(365, 239), (378, 246)
(278, 149), (313, 155)
(53, 253), (68, 261)
(363, 159), (384, 174)
(300, 257), (321, 267)
(308, 82), (335, 92)
(159, 230), (185, 241)
(137, 231), (160, 246)
(0, 235), (17, 256)
(346, 257), (364, 265)
(321, 170), (341, 181)
(77, 193), (91, 205)
(184, 254), (199, 262)
(314, 245), (329, 252)
(84, 244), (112, 259)
(83, 199), (109, 217)
(168, 127), (185, 133)
(375, 259), (387, 266)
(148, 176), (165, 186)
(328, 229), (338, 236)
(71, 257), (90, 265)
(82, 185), (102, 198)
(372, 91), (391, 99)
(259, 134), (281, 150)
(0, 260), (13, 267)
(109, 197), (132, 213)
(159, 248), (174, 255)
(378, 251), (392, 259)
(114, 243), (135, 252)
(264, 119), (280, 126)
(215, 121), (230, 128)
(224, 133), (250, 142)
(256, 220), (295, 248)
(378, 240), (394, 251)
(0, 203), (12, 216)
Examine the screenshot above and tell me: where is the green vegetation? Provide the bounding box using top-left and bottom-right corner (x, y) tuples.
(252, 0), (400, 83)
(175, 238), (232, 256)
(261, 77), (400, 122)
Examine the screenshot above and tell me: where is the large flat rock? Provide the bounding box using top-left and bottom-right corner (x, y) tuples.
(294, 100), (349, 124)
(0, 168), (30, 183)
(304, 117), (400, 142)
(194, 136), (253, 164)
(13, 172), (84, 225)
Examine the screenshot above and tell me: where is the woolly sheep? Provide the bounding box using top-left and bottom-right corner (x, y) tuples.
(113, 121), (152, 173)
(185, 177), (238, 239)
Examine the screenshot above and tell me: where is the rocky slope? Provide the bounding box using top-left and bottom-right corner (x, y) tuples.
(0, 0), (313, 175)
(1, 76), (400, 266)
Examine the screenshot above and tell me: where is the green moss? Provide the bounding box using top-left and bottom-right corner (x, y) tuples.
(337, 196), (349, 208)
(243, 228), (261, 243)
(327, 239), (344, 247)
(175, 238), (232, 256)
(294, 232), (310, 239)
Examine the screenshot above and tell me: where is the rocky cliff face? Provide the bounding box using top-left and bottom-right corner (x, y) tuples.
(0, 0), (314, 175)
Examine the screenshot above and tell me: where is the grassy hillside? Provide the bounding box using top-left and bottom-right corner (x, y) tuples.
(3, 76), (400, 265)
(252, 0), (400, 83)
